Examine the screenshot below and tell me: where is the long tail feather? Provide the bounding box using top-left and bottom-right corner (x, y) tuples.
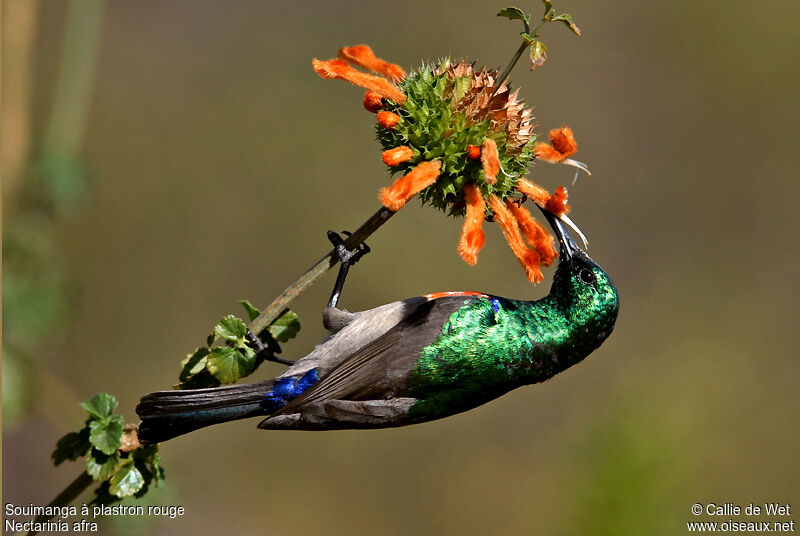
(136, 380), (274, 444)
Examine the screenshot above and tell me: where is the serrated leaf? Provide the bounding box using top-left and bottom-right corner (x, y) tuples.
(52, 426), (91, 465)
(214, 315), (247, 342)
(86, 449), (119, 481)
(89, 415), (125, 455)
(179, 347), (211, 382)
(497, 7), (530, 26)
(80, 393), (118, 420)
(109, 458), (145, 498)
(552, 13), (581, 35)
(530, 40), (547, 70)
(206, 347), (253, 384)
(239, 299), (261, 321)
(268, 309), (301, 343)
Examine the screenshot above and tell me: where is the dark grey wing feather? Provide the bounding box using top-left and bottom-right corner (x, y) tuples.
(270, 297), (465, 417)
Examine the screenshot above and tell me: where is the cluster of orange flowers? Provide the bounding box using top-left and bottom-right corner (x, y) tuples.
(313, 45), (584, 283)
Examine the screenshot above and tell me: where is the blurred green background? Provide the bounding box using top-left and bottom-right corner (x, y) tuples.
(3, 1), (798, 534)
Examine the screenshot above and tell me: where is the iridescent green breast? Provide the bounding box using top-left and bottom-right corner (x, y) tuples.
(406, 294), (608, 420)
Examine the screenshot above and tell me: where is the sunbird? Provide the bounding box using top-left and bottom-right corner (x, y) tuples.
(136, 208), (618, 443)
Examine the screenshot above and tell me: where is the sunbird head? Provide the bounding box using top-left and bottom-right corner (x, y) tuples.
(540, 208), (619, 333)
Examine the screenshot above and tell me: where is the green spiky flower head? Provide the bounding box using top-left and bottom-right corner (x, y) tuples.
(377, 59), (536, 215)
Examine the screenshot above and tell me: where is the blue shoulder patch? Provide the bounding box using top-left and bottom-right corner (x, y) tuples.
(261, 368), (319, 412)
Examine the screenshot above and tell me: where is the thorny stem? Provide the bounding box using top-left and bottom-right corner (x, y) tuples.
(22, 472), (94, 536)
(248, 206), (395, 336)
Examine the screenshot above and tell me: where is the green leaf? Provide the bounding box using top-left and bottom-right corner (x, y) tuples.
(268, 309), (301, 343)
(86, 449), (119, 481)
(89, 415), (125, 455)
(133, 444), (165, 494)
(552, 13), (581, 35)
(239, 343), (256, 361)
(143, 446), (164, 487)
(214, 315), (247, 342)
(206, 347), (254, 384)
(497, 6), (530, 26)
(530, 40), (547, 70)
(239, 299), (261, 321)
(109, 458), (145, 498)
(52, 426), (91, 465)
(179, 347), (211, 382)
(80, 393), (118, 420)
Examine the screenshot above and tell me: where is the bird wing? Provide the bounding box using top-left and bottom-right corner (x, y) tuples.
(269, 296), (467, 417)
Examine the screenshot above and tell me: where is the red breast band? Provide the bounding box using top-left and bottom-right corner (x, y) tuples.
(423, 291), (489, 300)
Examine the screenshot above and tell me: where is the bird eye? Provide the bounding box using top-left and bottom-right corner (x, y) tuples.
(578, 268), (595, 284)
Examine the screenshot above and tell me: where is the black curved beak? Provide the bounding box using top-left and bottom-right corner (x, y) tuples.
(537, 206), (583, 260)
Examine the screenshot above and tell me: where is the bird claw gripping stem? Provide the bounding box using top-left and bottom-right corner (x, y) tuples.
(327, 230), (371, 308)
(245, 328), (296, 367)
(327, 230), (371, 267)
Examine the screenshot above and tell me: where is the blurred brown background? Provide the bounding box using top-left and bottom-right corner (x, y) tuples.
(3, 1), (798, 534)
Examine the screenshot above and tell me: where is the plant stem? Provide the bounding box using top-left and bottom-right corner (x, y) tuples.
(22, 472), (93, 536)
(494, 18), (548, 95)
(493, 39), (531, 93)
(248, 206), (395, 335)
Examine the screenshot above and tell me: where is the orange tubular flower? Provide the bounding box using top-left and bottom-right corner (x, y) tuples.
(379, 161), (442, 211)
(488, 196), (543, 283)
(534, 126), (577, 162)
(363, 91), (385, 113)
(515, 178), (551, 207)
(377, 111), (401, 129)
(466, 144), (481, 160)
(533, 126), (590, 175)
(506, 200), (558, 266)
(382, 146), (414, 167)
(312, 59), (406, 103)
(339, 45), (406, 83)
(545, 186), (570, 217)
(457, 184), (486, 265)
(481, 139), (500, 184)
(549, 126), (578, 157)
(532, 143), (564, 163)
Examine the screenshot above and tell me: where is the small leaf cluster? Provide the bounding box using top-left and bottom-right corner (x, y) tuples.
(498, 2), (581, 72)
(52, 393), (163, 504)
(176, 300), (300, 389)
(378, 61), (534, 216)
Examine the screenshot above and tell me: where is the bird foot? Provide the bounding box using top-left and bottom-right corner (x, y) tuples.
(245, 328), (295, 367)
(327, 230), (370, 267)
(326, 231), (370, 309)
